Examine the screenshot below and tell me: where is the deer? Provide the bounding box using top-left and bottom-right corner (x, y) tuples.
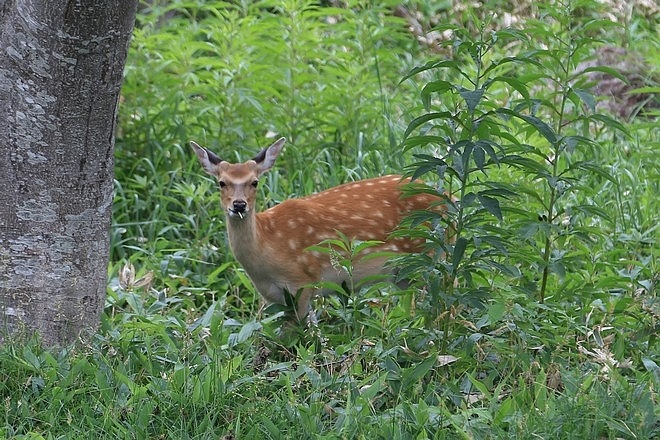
(191, 137), (451, 321)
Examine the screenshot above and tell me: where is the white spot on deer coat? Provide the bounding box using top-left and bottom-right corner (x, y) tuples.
(311, 250), (322, 258)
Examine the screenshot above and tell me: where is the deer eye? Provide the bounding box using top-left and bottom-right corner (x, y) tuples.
(251, 180), (259, 188)
(219, 180), (227, 188)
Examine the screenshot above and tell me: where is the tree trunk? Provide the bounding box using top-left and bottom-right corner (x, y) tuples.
(0, 0), (137, 346)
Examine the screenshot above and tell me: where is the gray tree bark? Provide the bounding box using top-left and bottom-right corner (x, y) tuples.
(0, 0), (137, 346)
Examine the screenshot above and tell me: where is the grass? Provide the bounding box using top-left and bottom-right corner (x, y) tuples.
(2, 0), (658, 438)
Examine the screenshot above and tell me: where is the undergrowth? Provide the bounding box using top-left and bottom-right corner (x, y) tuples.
(1, 0), (658, 438)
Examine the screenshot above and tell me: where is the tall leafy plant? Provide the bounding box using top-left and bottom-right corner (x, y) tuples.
(504, 2), (629, 303)
(398, 22), (534, 324)
(400, 0), (628, 319)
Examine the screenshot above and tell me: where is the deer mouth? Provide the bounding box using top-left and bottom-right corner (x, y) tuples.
(228, 208), (246, 219)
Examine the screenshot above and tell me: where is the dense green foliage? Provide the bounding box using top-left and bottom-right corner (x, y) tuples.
(2, 0), (658, 438)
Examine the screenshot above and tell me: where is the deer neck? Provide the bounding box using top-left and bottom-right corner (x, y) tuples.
(225, 211), (262, 264)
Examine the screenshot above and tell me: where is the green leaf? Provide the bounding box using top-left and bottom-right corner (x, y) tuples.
(359, 373), (388, 401)
(401, 355), (437, 392)
(188, 300), (217, 332)
(521, 115), (557, 144)
(549, 260), (566, 279)
(588, 114), (631, 137)
(573, 88), (596, 112)
(494, 396), (517, 425)
(452, 237), (468, 273)
(400, 60), (461, 83)
(403, 112), (455, 139)
(22, 346), (41, 370)
(473, 145), (485, 169)
(462, 191), (476, 207)
(498, 109), (557, 144)
(252, 414), (281, 438)
(466, 372), (492, 399)
(125, 292), (145, 315)
(487, 76), (530, 99)
(458, 87), (485, 113)
(476, 140), (501, 165)
(420, 80), (454, 110)
(487, 301), (506, 323)
(500, 154), (548, 176)
(353, 240), (385, 255)
(575, 161), (617, 184)
(642, 358), (659, 382)
(477, 193), (503, 220)
(573, 204), (613, 222)
(518, 221), (541, 239)
(478, 183), (517, 199)
(493, 28), (530, 42)
(573, 66), (628, 84)
(228, 320), (262, 347)
(627, 86), (660, 94)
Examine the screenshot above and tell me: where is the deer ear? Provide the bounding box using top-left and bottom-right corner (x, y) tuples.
(254, 137), (285, 175)
(190, 141), (222, 175)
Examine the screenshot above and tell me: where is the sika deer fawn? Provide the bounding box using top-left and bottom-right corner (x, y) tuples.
(191, 137), (450, 320)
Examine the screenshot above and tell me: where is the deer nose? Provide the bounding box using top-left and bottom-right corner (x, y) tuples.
(233, 200), (247, 214)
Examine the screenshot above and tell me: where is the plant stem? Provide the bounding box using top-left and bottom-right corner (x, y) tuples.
(539, 17), (575, 302)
